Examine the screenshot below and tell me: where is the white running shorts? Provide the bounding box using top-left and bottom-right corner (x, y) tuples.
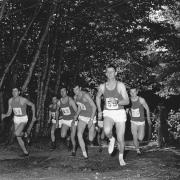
(59, 119), (78, 127)
(78, 115), (96, 124)
(103, 109), (127, 123)
(131, 120), (145, 126)
(14, 115), (28, 124)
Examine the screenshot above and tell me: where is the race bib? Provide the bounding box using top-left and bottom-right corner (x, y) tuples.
(131, 108), (140, 117)
(106, 97), (118, 110)
(61, 107), (71, 115)
(13, 108), (22, 116)
(77, 102), (86, 110)
(51, 112), (56, 119)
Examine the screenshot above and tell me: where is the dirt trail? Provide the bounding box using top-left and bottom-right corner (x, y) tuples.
(0, 141), (180, 180)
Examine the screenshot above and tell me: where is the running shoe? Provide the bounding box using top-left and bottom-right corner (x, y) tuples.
(119, 153), (126, 166)
(108, 136), (115, 154)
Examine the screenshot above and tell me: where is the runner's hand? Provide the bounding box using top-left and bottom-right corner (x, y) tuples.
(71, 120), (75, 127)
(32, 116), (36, 122)
(98, 112), (103, 120)
(56, 122), (59, 128)
(1, 114), (6, 119)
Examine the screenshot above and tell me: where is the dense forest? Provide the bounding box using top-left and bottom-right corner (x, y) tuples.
(0, 0), (180, 137)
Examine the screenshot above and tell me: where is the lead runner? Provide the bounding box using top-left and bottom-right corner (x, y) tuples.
(96, 65), (129, 166)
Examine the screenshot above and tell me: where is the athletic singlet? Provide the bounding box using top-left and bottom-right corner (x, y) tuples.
(131, 97), (144, 122)
(11, 97), (27, 117)
(103, 82), (124, 110)
(49, 104), (58, 120)
(76, 92), (92, 117)
(60, 97), (75, 120)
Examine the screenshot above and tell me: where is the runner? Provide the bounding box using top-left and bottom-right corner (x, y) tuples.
(129, 87), (151, 154)
(58, 87), (78, 156)
(1, 87), (36, 156)
(48, 96), (59, 150)
(73, 84), (96, 159)
(96, 65), (129, 166)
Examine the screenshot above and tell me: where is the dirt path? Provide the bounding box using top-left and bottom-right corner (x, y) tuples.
(0, 142), (180, 180)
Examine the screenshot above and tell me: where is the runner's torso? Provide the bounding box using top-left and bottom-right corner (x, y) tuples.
(60, 97), (75, 120)
(103, 82), (124, 110)
(76, 92), (92, 117)
(11, 97), (27, 117)
(131, 97), (144, 122)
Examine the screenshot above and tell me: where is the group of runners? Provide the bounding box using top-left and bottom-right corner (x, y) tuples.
(1, 64), (151, 166)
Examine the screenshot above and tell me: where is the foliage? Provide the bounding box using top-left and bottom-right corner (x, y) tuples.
(0, 0), (180, 135)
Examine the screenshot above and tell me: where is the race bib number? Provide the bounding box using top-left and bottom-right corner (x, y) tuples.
(77, 102), (86, 110)
(61, 107), (71, 115)
(51, 112), (56, 119)
(131, 108), (140, 117)
(13, 108), (22, 116)
(106, 97), (118, 110)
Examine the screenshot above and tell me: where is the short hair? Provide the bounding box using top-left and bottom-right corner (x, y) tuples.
(106, 64), (117, 72)
(60, 87), (67, 91)
(12, 86), (21, 91)
(51, 94), (57, 98)
(73, 82), (82, 89)
(130, 86), (138, 90)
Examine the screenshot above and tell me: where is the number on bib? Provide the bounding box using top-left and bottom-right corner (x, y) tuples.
(131, 108), (140, 117)
(51, 112), (56, 119)
(61, 107), (71, 115)
(13, 108), (22, 116)
(106, 98), (118, 110)
(77, 102), (86, 110)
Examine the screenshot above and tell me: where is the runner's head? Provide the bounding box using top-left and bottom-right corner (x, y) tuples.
(73, 84), (82, 96)
(52, 96), (58, 104)
(130, 87), (139, 98)
(12, 87), (21, 98)
(60, 87), (68, 98)
(106, 64), (117, 80)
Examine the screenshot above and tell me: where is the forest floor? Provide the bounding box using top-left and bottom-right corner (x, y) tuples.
(0, 138), (180, 180)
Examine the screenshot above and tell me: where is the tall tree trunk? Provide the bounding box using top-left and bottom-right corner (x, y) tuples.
(21, 1), (57, 93)
(37, 45), (49, 123)
(0, 5), (41, 90)
(0, 0), (7, 21)
(55, 49), (63, 95)
(39, 64), (51, 136)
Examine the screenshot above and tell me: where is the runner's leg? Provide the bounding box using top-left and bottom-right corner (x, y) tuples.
(15, 122), (28, 155)
(50, 123), (56, 149)
(88, 123), (95, 145)
(131, 122), (140, 154)
(104, 117), (115, 154)
(116, 121), (126, 166)
(77, 120), (88, 158)
(71, 123), (77, 155)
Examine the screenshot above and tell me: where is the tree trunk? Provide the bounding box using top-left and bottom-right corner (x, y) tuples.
(0, 91), (4, 134)
(21, 1), (57, 93)
(36, 45), (49, 135)
(39, 64), (51, 136)
(0, 5), (41, 90)
(55, 49), (63, 95)
(0, 0), (7, 21)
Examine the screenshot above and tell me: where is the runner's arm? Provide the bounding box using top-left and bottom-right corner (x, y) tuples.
(140, 97), (151, 125)
(117, 82), (129, 106)
(1, 99), (13, 119)
(25, 99), (36, 121)
(85, 93), (96, 120)
(96, 84), (104, 113)
(69, 97), (78, 120)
